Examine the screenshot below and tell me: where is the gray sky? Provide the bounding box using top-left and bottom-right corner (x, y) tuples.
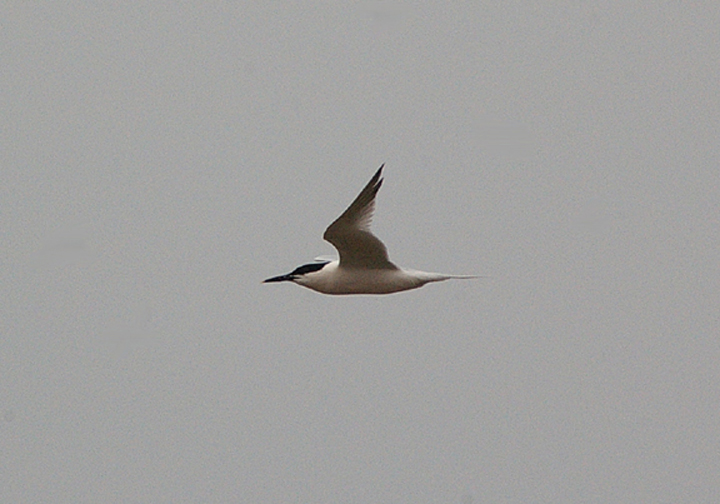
(2, 2), (719, 503)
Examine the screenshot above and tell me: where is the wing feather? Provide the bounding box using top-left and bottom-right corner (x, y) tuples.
(323, 165), (398, 270)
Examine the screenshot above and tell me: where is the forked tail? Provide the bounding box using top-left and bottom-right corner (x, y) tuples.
(410, 270), (485, 284)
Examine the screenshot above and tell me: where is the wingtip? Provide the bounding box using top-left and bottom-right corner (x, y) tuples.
(374, 164), (385, 187)
(375, 163), (385, 178)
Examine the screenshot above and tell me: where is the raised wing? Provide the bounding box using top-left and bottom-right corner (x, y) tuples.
(323, 165), (398, 270)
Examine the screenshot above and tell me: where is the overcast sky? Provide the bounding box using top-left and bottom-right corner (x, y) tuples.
(2, 2), (719, 503)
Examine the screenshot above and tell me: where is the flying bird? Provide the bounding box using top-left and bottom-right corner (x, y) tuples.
(264, 165), (479, 294)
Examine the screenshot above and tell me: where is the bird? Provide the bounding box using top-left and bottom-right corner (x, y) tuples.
(264, 165), (479, 295)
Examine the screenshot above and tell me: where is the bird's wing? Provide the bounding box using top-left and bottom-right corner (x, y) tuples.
(323, 165), (398, 270)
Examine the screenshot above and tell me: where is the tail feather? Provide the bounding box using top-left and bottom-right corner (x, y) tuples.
(411, 271), (485, 283)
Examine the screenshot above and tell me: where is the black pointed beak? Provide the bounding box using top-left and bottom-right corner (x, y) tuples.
(263, 273), (294, 283)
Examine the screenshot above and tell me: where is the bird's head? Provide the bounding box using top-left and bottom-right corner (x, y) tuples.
(263, 260), (331, 285)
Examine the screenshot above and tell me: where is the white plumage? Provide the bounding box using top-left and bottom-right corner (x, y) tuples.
(264, 165), (479, 295)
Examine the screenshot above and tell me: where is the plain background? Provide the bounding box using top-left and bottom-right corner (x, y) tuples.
(2, 2), (719, 503)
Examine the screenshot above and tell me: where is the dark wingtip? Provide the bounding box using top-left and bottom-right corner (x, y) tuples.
(373, 164), (384, 180)
(373, 164), (385, 188)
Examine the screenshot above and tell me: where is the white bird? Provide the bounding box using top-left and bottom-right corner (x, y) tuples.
(264, 165), (479, 295)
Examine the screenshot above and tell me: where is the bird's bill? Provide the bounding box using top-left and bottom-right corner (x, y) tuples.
(263, 273), (293, 283)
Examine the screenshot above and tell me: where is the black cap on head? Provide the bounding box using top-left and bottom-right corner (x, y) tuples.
(263, 260), (330, 283)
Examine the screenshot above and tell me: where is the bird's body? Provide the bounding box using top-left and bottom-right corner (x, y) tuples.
(287, 260), (475, 295)
(264, 165), (479, 295)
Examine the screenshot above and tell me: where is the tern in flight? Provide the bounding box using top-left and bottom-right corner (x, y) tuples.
(264, 165), (479, 294)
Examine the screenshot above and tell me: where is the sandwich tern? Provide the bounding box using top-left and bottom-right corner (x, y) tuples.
(264, 165), (479, 294)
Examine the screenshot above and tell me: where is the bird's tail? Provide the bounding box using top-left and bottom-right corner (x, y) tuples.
(410, 271), (485, 283)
